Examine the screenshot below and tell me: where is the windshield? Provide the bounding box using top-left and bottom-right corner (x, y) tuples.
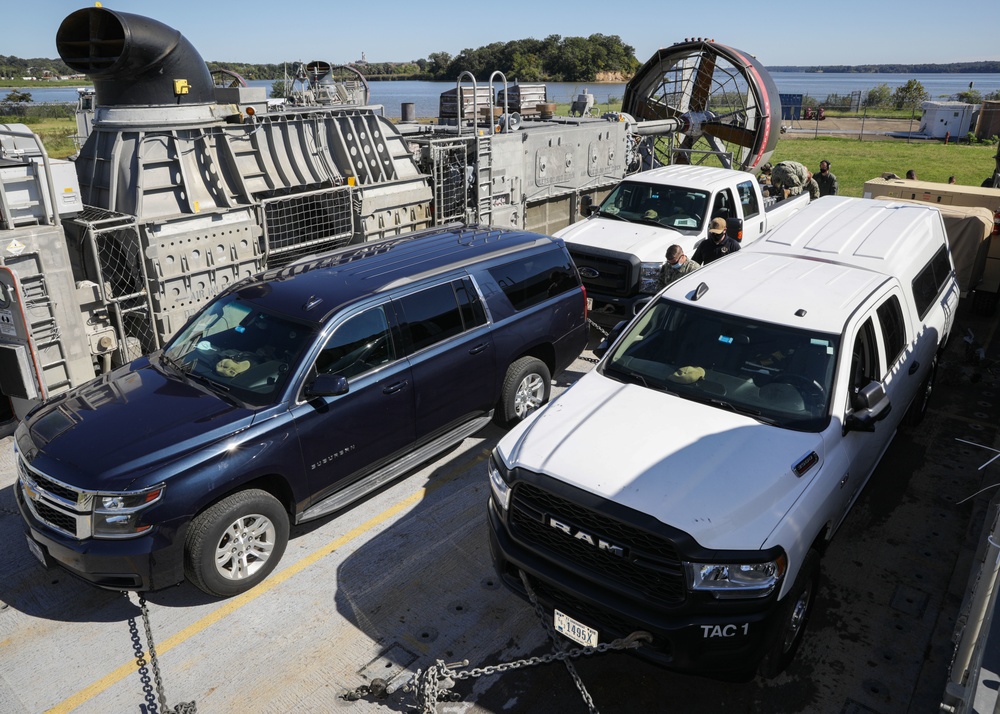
(597, 181), (709, 231)
(601, 299), (839, 431)
(160, 293), (317, 406)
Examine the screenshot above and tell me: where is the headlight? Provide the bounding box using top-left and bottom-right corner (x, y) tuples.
(488, 453), (512, 510)
(685, 553), (787, 599)
(639, 263), (663, 294)
(93, 485), (165, 538)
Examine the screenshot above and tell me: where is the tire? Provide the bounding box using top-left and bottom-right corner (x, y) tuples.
(494, 357), (551, 427)
(184, 489), (289, 598)
(758, 549), (820, 679)
(902, 354), (937, 428)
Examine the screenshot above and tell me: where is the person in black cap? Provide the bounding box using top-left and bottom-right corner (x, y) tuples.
(692, 217), (740, 266)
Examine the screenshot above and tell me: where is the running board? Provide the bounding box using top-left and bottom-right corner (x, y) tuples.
(299, 413), (493, 522)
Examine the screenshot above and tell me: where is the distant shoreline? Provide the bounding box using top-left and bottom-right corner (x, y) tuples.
(4, 61), (1000, 91)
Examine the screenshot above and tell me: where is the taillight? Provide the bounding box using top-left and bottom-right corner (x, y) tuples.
(582, 285), (588, 321)
(993, 209), (999, 236)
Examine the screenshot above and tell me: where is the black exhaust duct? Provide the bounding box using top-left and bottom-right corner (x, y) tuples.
(56, 7), (215, 107)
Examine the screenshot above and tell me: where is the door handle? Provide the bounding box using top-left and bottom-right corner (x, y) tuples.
(383, 381), (408, 395)
(908, 361), (920, 375)
(469, 343), (488, 355)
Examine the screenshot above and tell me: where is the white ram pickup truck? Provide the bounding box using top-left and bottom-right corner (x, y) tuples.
(559, 164), (809, 328)
(488, 196), (960, 679)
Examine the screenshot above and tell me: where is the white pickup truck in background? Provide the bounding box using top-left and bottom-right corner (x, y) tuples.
(558, 165), (809, 328)
(488, 197), (960, 679)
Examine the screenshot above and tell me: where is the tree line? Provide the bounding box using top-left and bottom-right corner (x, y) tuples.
(6, 47), (999, 87)
(2, 35), (639, 84)
(769, 61), (1000, 74)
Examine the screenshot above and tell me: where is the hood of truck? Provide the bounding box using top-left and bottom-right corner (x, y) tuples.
(498, 370), (822, 551)
(556, 218), (687, 262)
(22, 358), (255, 489)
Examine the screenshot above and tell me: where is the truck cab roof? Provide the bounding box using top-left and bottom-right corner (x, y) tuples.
(752, 195), (947, 281)
(663, 197), (950, 334)
(624, 164), (756, 192)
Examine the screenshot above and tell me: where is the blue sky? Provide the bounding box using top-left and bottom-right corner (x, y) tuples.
(10, 0), (1000, 67)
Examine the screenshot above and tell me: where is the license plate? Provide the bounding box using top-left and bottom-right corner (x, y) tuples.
(554, 609), (599, 647)
(586, 297), (593, 311)
(25, 535), (47, 567)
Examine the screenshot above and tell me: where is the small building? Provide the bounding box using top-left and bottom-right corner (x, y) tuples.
(918, 101), (977, 139)
(975, 100), (1000, 140)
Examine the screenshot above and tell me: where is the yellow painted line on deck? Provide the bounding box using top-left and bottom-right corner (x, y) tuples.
(48, 448), (491, 713)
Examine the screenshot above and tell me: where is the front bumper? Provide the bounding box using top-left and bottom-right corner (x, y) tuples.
(586, 291), (648, 330)
(16, 480), (186, 591)
(487, 496), (783, 677)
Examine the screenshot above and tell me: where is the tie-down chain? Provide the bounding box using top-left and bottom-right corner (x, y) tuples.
(342, 569), (652, 713)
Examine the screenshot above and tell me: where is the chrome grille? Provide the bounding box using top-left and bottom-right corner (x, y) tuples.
(510, 482), (686, 605)
(17, 456), (92, 539)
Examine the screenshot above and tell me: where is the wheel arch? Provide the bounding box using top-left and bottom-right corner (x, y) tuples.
(189, 472), (297, 523)
(511, 342), (556, 377)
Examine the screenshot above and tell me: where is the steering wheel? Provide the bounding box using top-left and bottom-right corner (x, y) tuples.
(771, 374), (826, 407)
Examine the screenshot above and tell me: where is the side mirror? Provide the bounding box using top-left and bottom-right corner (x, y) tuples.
(593, 320), (628, 359)
(305, 373), (349, 398)
(581, 195), (598, 216)
(845, 381), (891, 432)
(726, 216), (744, 242)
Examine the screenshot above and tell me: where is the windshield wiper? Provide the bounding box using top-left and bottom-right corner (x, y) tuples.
(185, 370), (231, 394)
(597, 210), (629, 222)
(158, 351), (188, 374)
(709, 398), (776, 424)
(605, 365), (656, 390)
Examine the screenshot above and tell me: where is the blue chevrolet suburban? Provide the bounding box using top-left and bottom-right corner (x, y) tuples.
(16, 225), (588, 597)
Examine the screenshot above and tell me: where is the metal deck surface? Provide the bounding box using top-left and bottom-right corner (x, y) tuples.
(0, 302), (998, 714)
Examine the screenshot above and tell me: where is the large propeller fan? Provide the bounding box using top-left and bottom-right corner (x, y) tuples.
(623, 39), (781, 172)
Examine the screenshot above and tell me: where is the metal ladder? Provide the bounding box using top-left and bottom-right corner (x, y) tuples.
(456, 72), (511, 227)
(0, 159), (56, 229)
(0, 126), (61, 229)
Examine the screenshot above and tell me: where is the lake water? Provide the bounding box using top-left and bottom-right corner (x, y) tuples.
(5, 73), (1000, 118)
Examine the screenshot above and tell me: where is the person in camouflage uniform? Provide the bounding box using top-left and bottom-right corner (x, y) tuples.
(658, 244), (701, 289)
(805, 171), (820, 200)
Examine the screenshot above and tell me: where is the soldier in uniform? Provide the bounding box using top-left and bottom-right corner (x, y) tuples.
(816, 160), (838, 196)
(805, 171), (820, 200)
(692, 217), (740, 266)
(658, 245), (701, 289)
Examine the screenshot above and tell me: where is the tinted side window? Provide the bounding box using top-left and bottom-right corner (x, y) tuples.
(738, 180), (760, 218)
(850, 318), (880, 395)
(315, 307), (394, 380)
(397, 282), (466, 352)
(911, 244), (952, 319)
(487, 249), (580, 311)
(876, 296), (906, 369)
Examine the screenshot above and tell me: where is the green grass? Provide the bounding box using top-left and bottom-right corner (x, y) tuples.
(0, 115), (78, 159)
(770, 136), (998, 197)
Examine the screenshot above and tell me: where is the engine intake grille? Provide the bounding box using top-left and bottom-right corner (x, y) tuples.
(567, 249), (633, 297)
(510, 482), (686, 605)
(17, 456), (92, 539)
